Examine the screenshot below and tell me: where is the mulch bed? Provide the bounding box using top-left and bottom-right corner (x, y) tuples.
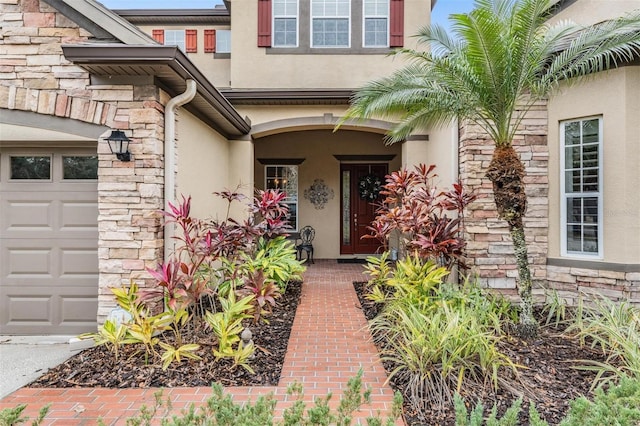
(28, 277), (612, 426)
(353, 281), (611, 426)
(28, 282), (302, 389)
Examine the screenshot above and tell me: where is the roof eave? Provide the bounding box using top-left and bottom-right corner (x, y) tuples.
(113, 9), (231, 25)
(62, 44), (251, 138)
(221, 89), (354, 105)
(43, 0), (157, 44)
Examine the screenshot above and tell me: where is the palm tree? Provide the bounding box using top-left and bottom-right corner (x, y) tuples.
(343, 0), (640, 337)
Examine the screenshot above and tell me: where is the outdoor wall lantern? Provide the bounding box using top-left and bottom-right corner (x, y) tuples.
(105, 130), (131, 161)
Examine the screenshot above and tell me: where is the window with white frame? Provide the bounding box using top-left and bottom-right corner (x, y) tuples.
(164, 30), (186, 52)
(363, 0), (388, 47)
(216, 30), (231, 53)
(312, 0), (350, 47)
(274, 0), (298, 47)
(561, 117), (602, 257)
(265, 165), (298, 230)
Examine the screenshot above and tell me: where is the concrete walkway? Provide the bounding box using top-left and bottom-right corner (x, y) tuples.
(0, 336), (93, 399)
(0, 261), (401, 425)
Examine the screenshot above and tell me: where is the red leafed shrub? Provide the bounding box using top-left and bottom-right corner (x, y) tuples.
(366, 164), (476, 270)
(140, 188), (291, 312)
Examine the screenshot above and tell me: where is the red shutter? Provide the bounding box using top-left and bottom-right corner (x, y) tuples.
(257, 0), (272, 47)
(204, 29), (217, 53)
(186, 29), (197, 52)
(152, 29), (164, 44)
(389, 0), (404, 47)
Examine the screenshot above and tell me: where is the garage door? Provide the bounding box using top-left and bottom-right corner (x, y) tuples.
(0, 148), (99, 335)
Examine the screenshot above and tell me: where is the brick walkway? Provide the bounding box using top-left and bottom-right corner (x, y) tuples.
(0, 261), (401, 425)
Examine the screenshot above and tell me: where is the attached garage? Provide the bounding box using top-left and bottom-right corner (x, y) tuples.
(0, 147), (99, 335)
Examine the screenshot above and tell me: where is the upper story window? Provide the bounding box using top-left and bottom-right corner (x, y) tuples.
(216, 30), (232, 53)
(311, 0), (351, 48)
(560, 117), (603, 258)
(273, 0), (298, 47)
(164, 30), (186, 52)
(152, 29), (197, 53)
(363, 0), (388, 47)
(256, 0), (403, 51)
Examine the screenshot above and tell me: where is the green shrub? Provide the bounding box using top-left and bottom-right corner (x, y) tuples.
(567, 295), (640, 384)
(241, 236), (305, 293)
(540, 288), (570, 328)
(453, 376), (640, 426)
(560, 375), (640, 426)
(0, 404), (49, 426)
(120, 370), (403, 426)
(366, 255), (518, 418)
(453, 394), (548, 426)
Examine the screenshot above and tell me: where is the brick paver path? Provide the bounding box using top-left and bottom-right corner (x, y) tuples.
(0, 261), (402, 425)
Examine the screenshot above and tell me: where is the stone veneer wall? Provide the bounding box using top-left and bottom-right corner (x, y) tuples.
(458, 100), (639, 306)
(458, 100), (549, 300)
(546, 264), (640, 306)
(1, 0), (167, 322)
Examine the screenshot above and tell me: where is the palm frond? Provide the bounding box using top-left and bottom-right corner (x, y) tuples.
(541, 10), (640, 87)
(342, 0), (640, 147)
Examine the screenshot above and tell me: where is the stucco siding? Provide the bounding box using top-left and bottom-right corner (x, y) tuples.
(549, 0), (640, 26)
(136, 24), (232, 89)
(230, 0), (431, 89)
(402, 122), (458, 186)
(176, 109), (232, 220)
(547, 66), (640, 265)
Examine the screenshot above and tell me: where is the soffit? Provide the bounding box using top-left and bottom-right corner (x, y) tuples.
(62, 44), (250, 138)
(0, 123), (96, 143)
(221, 89), (353, 105)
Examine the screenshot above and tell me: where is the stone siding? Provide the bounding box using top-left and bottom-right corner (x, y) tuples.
(458, 100), (549, 300)
(546, 266), (640, 306)
(1, 0), (166, 322)
(458, 101), (638, 306)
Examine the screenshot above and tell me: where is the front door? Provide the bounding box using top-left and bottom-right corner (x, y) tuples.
(340, 163), (388, 255)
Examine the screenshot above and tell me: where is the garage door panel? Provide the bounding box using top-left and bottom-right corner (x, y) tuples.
(0, 293), (52, 323)
(1, 147), (99, 334)
(60, 295), (99, 325)
(1, 195), (97, 239)
(0, 200), (54, 234)
(5, 248), (52, 277)
(0, 290), (97, 335)
(3, 239), (97, 279)
(61, 201), (98, 231)
(61, 248), (99, 276)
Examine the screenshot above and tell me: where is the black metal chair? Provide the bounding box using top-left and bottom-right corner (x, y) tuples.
(295, 226), (315, 264)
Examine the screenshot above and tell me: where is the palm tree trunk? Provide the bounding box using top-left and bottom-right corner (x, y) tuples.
(486, 146), (538, 338)
(510, 224), (537, 338)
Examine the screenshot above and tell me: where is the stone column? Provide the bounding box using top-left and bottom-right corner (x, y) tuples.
(459, 101), (549, 300)
(95, 85), (167, 321)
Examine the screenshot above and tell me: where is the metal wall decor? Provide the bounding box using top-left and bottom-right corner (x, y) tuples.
(304, 178), (334, 210)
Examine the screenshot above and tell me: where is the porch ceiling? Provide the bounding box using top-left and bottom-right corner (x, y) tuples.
(62, 44), (250, 138)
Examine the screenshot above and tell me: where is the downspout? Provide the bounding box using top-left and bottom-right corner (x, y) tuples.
(164, 79), (197, 263)
(453, 117), (460, 182)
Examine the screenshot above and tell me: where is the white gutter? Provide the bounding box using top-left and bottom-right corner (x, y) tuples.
(164, 79), (197, 262)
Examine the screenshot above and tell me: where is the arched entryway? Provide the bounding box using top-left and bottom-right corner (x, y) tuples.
(252, 123), (401, 259)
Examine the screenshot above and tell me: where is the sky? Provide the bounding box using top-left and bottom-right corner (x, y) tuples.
(99, 0), (476, 30)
